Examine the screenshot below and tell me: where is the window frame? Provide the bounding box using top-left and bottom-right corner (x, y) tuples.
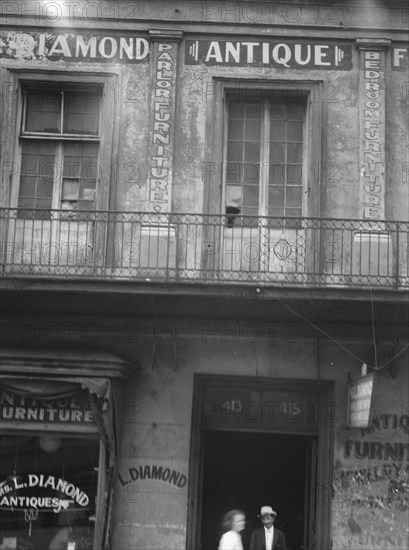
(204, 79), (323, 219)
(224, 93), (308, 220)
(6, 70), (118, 215)
(1, 69), (119, 271)
(0, 421), (106, 550)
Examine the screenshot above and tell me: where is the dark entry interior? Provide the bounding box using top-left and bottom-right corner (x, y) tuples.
(200, 430), (315, 550)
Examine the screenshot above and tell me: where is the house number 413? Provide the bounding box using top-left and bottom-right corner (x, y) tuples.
(222, 400), (242, 412)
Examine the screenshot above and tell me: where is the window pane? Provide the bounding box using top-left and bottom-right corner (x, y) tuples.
(287, 121), (303, 141)
(242, 205), (259, 217)
(287, 103), (305, 120)
(226, 162), (241, 183)
(245, 103), (261, 119)
(268, 185), (285, 208)
(287, 143), (303, 163)
(63, 90), (100, 135)
(270, 164), (285, 186)
(286, 207), (302, 217)
(244, 119), (261, 141)
(269, 206), (285, 218)
(243, 185), (259, 208)
(62, 179), (80, 200)
(18, 142), (55, 215)
(25, 89), (61, 133)
(269, 143), (285, 163)
(244, 142), (260, 163)
(227, 119), (244, 140)
(63, 143), (98, 209)
(243, 163), (260, 185)
(270, 103), (287, 120)
(229, 101), (245, 119)
(285, 165), (303, 185)
(270, 120), (286, 141)
(286, 186), (303, 207)
(227, 141), (243, 162)
(226, 185), (242, 208)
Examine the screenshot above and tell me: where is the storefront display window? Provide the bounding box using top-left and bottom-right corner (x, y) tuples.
(0, 349), (134, 550)
(0, 433), (100, 550)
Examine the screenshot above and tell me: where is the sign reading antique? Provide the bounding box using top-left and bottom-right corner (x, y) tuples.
(185, 39), (352, 69)
(0, 31), (149, 62)
(0, 474), (89, 512)
(0, 389), (94, 424)
(347, 373), (374, 428)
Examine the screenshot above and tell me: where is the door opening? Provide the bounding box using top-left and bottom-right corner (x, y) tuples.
(200, 430), (316, 550)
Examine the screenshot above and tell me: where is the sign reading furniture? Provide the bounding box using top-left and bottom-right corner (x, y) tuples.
(0, 389), (94, 424)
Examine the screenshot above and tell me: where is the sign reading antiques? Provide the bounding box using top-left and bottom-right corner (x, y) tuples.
(347, 373), (375, 428)
(0, 474), (89, 512)
(0, 389), (94, 424)
(0, 31), (149, 62)
(185, 40), (353, 70)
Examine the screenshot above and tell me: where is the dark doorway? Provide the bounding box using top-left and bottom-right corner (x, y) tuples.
(200, 430), (315, 550)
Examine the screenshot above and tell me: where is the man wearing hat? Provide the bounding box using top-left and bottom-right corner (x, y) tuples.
(249, 506), (287, 550)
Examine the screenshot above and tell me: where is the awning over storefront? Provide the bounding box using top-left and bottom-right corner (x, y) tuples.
(0, 348), (137, 459)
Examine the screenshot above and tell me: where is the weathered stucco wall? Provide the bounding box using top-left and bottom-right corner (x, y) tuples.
(332, 359), (409, 549)
(110, 327), (407, 550)
(1, 1), (408, 221)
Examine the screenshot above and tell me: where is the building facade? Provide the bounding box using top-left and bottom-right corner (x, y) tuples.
(0, 1), (408, 549)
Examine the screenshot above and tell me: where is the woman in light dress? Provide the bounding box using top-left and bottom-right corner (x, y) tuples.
(218, 509), (246, 550)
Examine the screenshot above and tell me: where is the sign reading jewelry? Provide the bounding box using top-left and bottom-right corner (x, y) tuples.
(185, 39), (353, 69)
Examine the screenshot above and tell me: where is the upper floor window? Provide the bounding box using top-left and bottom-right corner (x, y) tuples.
(18, 84), (102, 218)
(224, 92), (307, 225)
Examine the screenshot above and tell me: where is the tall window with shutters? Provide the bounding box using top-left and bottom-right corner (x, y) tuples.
(224, 93), (306, 223)
(19, 84), (101, 217)
(221, 91), (310, 275)
(9, 81), (112, 271)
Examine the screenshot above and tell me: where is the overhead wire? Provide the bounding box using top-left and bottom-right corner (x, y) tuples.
(274, 296), (365, 364)
(274, 295), (408, 372)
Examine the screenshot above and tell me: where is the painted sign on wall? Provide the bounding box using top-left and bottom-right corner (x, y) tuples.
(0, 389), (93, 424)
(333, 407), (409, 549)
(0, 474), (89, 512)
(357, 42), (388, 220)
(392, 47), (409, 70)
(185, 39), (353, 69)
(118, 464), (187, 488)
(147, 32), (182, 213)
(0, 31), (149, 62)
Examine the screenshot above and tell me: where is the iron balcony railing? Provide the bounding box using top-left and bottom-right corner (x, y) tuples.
(0, 208), (408, 289)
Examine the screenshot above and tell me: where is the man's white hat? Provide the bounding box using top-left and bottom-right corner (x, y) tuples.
(259, 506), (277, 517)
